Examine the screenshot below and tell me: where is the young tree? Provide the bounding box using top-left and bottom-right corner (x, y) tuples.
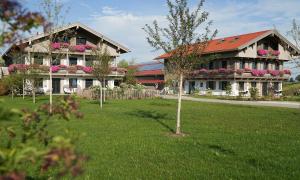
(143, 0), (216, 135)
(92, 47), (112, 109)
(288, 19), (300, 68)
(2, 73), (22, 99)
(38, 0), (72, 112)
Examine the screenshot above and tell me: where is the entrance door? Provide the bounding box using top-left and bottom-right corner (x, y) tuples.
(52, 78), (61, 94)
(262, 82), (268, 96)
(189, 81), (196, 94)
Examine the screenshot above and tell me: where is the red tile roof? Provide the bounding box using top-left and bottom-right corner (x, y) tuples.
(137, 79), (164, 84)
(156, 30), (271, 59)
(135, 69), (164, 76)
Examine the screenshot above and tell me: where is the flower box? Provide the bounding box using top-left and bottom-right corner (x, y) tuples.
(236, 69), (244, 75)
(69, 45), (86, 52)
(199, 68), (208, 74)
(218, 68), (227, 73)
(51, 66), (60, 73)
(251, 69), (267, 77)
(283, 69), (291, 75)
(51, 42), (61, 50)
(269, 70), (280, 76)
(67, 66), (77, 73)
(85, 44), (96, 50)
(257, 49), (268, 56)
(83, 66), (93, 73)
(244, 67), (251, 72)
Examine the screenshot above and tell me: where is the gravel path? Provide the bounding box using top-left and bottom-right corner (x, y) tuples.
(162, 95), (300, 109)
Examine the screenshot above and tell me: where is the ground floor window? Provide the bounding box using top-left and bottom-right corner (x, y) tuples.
(200, 82), (204, 88)
(85, 79), (93, 88)
(239, 82), (245, 91)
(274, 82), (280, 91)
(251, 82), (257, 88)
(69, 78), (77, 88)
(208, 81), (216, 90)
(219, 81), (228, 90)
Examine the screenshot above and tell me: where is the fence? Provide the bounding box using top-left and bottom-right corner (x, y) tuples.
(78, 88), (161, 100)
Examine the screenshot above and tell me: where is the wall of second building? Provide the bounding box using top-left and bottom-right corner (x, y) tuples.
(184, 80), (283, 97)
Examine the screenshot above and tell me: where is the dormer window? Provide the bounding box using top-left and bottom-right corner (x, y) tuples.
(240, 61), (245, 69)
(77, 37), (86, 45)
(263, 43), (268, 50)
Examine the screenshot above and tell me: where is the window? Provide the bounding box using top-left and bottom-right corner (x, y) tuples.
(76, 37), (86, 45)
(34, 55), (43, 65)
(263, 43), (268, 50)
(252, 62), (257, 69)
(239, 82), (245, 91)
(208, 62), (214, 70)
(208, 81), (216, 90)
(240, 61), (245, 69)
(85, 79), (93, 88)
(251, 82), (257, 88)
(263, 62), (268, 70)
(51, 56), (60, 65)
(200, 82), (204, 88)
(221, 61), (227, 68)
(219, 81), (228, 90)
(85, 57), (93, 66)
(274, 82), (279, 91)
(275, 62), (280, 70)
(69, 57), (77, 66)
(69, 78), (77, 88)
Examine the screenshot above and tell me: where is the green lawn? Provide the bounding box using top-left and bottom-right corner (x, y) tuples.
(1, 96), (300, 179)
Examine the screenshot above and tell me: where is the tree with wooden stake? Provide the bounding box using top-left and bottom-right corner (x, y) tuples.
(288, 19), (300, 68)
(92, 46), (112, 109)
(143, 0), (217, 135)
(39, 0), (73, 112)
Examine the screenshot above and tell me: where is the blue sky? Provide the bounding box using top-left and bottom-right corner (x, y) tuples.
(20, 0), (300, 75)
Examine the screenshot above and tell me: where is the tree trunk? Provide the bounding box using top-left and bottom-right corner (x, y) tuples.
(49, 66), (53, 113)
(103, 79), (106, 102)
(32, 88), (36, 104)
(176, 73), (183, 135)
(99, 83), (103, 109)
(22, 78), (25, 100)
(11, 88), (14, 99)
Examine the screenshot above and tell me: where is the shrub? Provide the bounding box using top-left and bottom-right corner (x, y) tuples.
(0, 80), (8, 96)
(249, 87), (259, 100)
(225, 83), (232, 96)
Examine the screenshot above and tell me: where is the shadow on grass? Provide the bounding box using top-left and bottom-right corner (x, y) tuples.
(128, 110), (175, 133)
(207, 144), (235, 155)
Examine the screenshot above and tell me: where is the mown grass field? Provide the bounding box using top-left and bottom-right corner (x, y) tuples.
(1, 96), (300, 179)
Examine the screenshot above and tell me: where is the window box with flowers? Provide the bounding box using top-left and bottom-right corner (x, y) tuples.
(257, 49), (268, 56)
(236, 69), (245, 75)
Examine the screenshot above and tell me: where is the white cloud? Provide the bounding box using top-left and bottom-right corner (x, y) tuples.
(86, 7), (166, 63)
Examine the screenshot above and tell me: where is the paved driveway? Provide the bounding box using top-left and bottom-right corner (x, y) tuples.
(162, 95), (300, 109)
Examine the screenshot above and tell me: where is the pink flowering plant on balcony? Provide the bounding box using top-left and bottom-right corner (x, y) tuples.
(283, 69), (291, 75)
(51, 42), (61, 50)
(269, 70), (280, 76)
(75, 65), (85, 70)
(61, 42), (70, 48)
(85, 44), (96, 50)
(199, 68), (208, 74)
(251, 69), (267, 77)
(271, 50), (280, 56)
(244, 67), (251, 72)
(51, 66), (60, 73)
(83, 66), (93, 73)
(218, 68), (227, 73)
(69, 45), (86, 52)
(58, 64), (67, 69)
(236, 69), (244, 75)
(257, 49), (268, 56)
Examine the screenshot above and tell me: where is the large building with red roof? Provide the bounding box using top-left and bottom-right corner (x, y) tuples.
(132, 62), (164, 90)
(156, 29), (299, 96)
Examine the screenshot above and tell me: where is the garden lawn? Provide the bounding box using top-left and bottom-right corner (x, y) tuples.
(1, 96), (300, 179)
